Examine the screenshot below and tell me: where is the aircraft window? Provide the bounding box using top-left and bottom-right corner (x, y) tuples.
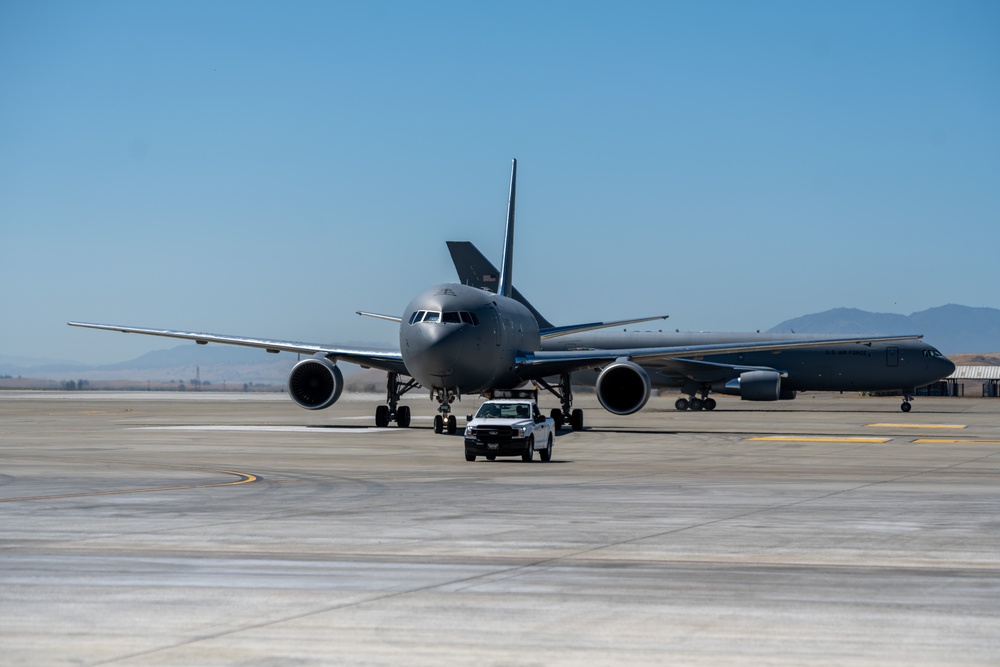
(409, 311), (425, 325)
(923, 349), (943, 358)
(423, 311), (440, 323)
(460, 311), (479, 326)
(442, 311), (462, 324)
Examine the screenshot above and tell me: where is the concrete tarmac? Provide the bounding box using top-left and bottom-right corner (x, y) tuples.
(1, 391), (998, 666)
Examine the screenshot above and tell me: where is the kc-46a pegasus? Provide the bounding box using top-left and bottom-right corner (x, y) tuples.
(70, 160), (930, 432)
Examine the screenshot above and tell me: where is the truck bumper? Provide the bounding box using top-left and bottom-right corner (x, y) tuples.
(464, 438), (530, 457)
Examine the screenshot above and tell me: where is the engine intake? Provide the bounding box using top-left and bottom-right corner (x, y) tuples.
(596, 360), (651, 415)
(288, 357), (344, 410)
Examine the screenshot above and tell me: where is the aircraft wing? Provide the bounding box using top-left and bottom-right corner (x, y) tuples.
(515, 334), (923, 378)
(540, 315), (669, 339)
(67, 322), (409, 375)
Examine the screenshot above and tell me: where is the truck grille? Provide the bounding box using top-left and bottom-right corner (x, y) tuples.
(470, 426), (516, 441)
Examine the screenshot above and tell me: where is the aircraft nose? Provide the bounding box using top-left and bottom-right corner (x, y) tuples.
(406, 324), (465, 377)
(939, 355), (956, 378)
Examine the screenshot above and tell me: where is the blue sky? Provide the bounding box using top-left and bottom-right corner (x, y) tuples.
(2, 1), (998, 364)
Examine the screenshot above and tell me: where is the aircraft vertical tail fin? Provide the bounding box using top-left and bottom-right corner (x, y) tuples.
(497, 158), (516, 299)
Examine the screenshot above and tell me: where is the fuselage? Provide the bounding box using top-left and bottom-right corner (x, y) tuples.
(545, 330), (955, 393)
(400, 283), (540, 394)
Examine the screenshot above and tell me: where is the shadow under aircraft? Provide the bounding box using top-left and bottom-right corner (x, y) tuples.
(70, 160), (938, 433)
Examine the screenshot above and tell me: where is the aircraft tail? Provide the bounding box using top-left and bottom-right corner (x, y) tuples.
(447, 240), (555, 329)
(497, 158), (516, 299)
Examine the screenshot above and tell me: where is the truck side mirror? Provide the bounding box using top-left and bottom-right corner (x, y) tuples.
(466, 415), (473, 422)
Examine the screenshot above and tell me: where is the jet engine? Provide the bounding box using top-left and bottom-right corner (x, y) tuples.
(595, 360), (651, 415)
(288, 357), (344, 410)
(712, 370), (793, 401)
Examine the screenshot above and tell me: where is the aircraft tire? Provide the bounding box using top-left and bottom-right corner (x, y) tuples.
(550, 409), (564, 430)
(433, 415), (444, 433)
(522, 435), (534, 462)
(901, 402), (912, 413)
(447, 415), (457, 434)
(540, 433), (553, 462)
(396, 405), (411, 428)
(690, 398), (703, 411)
(675, 398), (689, 411)
(570, 409), (584, 431)
(704, 398), (717, 411)
(375, 405), (389, 427)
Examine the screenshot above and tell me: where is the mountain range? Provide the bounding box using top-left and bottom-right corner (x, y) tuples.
(3, 304), (997, 385)
(768, 304), (1000, 355)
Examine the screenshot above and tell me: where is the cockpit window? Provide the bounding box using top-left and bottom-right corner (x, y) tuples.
(923, 349), (944, 358)
(409, 310), (480, 326)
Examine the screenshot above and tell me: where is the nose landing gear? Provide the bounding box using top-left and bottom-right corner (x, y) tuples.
(432, 388), (459, 434)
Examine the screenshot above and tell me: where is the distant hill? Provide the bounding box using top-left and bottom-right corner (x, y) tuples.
(769, 304), (1000, 354)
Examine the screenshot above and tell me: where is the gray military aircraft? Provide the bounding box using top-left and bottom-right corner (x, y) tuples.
(70, 160), (933, 433)
(448, 240), (955, 415)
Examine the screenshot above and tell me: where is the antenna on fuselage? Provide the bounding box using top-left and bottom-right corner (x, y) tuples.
(497, 158), (516, 299)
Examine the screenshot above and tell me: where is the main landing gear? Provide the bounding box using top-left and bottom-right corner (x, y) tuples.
(432, 388), (459, 434)
(375, 372), (420, 428)
(675, 384), (717, 411)
(536, 373), (584, 431)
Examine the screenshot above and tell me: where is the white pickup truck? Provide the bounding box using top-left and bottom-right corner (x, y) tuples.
(463, 394), (555, 462)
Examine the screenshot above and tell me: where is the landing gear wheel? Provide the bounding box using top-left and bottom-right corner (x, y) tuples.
(433, 415), (444, 433)
(675, 398), (689, 411)
(570, 409), (584, 432)
(396, 405), (411, 428)
(689, 398), (703, 411)
(465, 451), (475, 462)
(540, 433), (553, 462)
(901, 401), (912, 413)
(704, 398), (717, 411)
(550, 409), (564, 431)
(522, 435), (535, 462)
(447, 415), (457, 434)
(486, 455), (496, 461)
(375, 405), (389, 427)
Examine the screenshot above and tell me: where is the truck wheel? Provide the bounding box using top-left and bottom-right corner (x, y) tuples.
(465, 451), (475, 462)
(540, 433), (553, 462)
(522, 435), (534, 462)
(486, 455), (496, 461)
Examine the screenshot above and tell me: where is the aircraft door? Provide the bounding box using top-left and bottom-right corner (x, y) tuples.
(886, 346), (899, 367)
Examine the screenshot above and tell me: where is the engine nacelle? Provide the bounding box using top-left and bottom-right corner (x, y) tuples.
(288, 357), (344, 410)
(713, 370), (783, 401)
(596, 360), (651, 415)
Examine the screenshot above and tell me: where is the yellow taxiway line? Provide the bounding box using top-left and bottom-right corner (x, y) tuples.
(747, 436), (891, 443)
(866, 423), (967, 429)
(0, 462), (257, 503)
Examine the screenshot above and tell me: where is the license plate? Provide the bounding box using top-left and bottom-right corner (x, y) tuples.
(487, 444), (499, 450)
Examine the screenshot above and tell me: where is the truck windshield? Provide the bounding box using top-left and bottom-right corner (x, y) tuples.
(476, 403), (531, 419)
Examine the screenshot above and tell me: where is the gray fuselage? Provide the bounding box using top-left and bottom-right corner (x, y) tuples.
(546, 330), (953, 393)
